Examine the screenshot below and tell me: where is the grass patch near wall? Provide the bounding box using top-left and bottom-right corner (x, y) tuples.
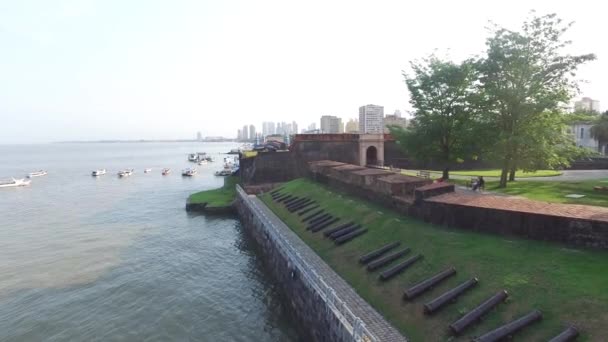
(188, 176), (238, 207)
(260, 178), (608, 341)
(402, 169), (562, 178)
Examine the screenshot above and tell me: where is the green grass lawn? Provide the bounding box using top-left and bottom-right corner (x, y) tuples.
(188, 176), (238, 207)
(261, 178), (608, 341)
(403, 169), (562, 178)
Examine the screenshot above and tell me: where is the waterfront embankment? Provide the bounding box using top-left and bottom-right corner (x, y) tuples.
(186, 176), (238, 213)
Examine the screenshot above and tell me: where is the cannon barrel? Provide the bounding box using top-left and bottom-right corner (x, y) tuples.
(302, 209), (325, 221)
(449, 290), (509, 335)
(367, 248), (411, 271)
(290, 200), (315, 212)
(323, 222), (356, 237)
(282, 196), (300, 205)
(273, 193), (290, 201)
(270, 188), (282, 195)
(359, 242), (401, 264)
(403, 267), (456, 300)
(379, 254), (422, 281)
(335, 228), (368, 245)
(473, 310), (542, 342)
(277, 195), (294, 203)
(548, 325), (579, 342)
(297, 205), (320, 216)
(423, 278), (478, 314)
(328, 225), (359, 239)
(311, 218), (341, 233)
(288, 199), (312, 211)
(308, 214), (332, 227)
(285, 197), (306, 207)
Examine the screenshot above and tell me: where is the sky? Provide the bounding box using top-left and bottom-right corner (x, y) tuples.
(1, 0), (606, 143)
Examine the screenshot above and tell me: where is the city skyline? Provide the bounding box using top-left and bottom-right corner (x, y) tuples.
(2, 1), (607, 143)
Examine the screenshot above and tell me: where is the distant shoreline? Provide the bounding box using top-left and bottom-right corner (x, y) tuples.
(54, 139), (238, 144)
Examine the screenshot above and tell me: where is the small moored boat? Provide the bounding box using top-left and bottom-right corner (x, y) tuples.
(188, 153), (198, 162)
(0, 178), (32, 188)
(92, 169), (107, 176)
(144, 168), (152, 173)
(162, 168), (171, 175)
(118, 169), (134, 177)
(28, 170), (47, 178)
(181, 168), (197, 176)
(198, 159), (208, 165)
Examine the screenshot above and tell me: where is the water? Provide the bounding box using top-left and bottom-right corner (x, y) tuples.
(0, 143), (299, 341)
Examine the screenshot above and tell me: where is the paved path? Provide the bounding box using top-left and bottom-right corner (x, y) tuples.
(403, 169), (608, 182)
(250, 195), (407, 342)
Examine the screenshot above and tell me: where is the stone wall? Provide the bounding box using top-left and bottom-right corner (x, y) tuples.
(234, 188), (378, 342)
(239, 151), (299, 185)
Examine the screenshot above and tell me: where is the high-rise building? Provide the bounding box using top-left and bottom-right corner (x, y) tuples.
(345, 119), (359, 133)
(359, 104), (384, 133)
(262, 122), (276, 136)
(574, 97), (601, 113)
(320, 115), (343, 133)
(307, 123), (316, 131)
(249, 125), (256, 141)
(384, 110), (407, 133)
(242, 125), (249, 140)
(292, 121), (298, 136)
(237, 129), (242, 140)
(196, 131), (202, 141)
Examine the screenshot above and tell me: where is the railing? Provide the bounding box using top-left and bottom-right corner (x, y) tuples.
(237, 185), (378, 342)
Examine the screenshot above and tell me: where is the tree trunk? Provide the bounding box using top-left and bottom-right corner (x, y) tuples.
(443, 167), (449, 180)
(508, 168), (516, 182)
(499, 158), (509, 188)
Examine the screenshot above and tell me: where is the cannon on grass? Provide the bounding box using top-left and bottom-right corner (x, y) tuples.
(302, 209), (325, 221)
(308, 213), (332, 226)
(548, 325), (579, 342)
(289, 200), (315, 212)
(270, 188), (283, 195)
(310, 217), (340, 232)
(287, 198), (311, 211)
(378, 254), (422, 281)
(277, 195), (294, 203)
(403, 267), (456, 300)
(359, 242), (401, 264)
(448, 290), (509, 335)
(273, 193), (290, 202)
(297, 205), (320, 216)
(283, 196), (304, 206)
(423, 278), (478, 314)
(328, 225), (359, 240)
(307, 215), (334, 230)
(473, 309), (542, 342)
(335, 228), (368, 245)
(323, 222), (356, 237)
(367, 248), (411, 271)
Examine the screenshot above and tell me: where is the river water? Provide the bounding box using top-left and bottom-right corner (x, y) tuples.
(0, 142), (299, 341)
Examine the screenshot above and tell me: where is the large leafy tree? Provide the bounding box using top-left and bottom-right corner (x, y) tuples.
(478, 13), (595, 187)
(591, 111), (608, 155)
(393, 56), (481, 179)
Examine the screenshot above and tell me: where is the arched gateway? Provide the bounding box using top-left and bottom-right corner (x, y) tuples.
(358, 134), (384, 166)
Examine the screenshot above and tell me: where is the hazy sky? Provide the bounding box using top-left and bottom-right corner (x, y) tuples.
(1, 0), (605, 143)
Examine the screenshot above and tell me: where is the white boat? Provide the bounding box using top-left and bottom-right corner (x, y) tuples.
(28, 170), (47, 178)
(162, 168), (171, 175)
(92, 169), (107, 176)
(144, 168), (152, 173)
(118, 169), (134, 177)
(182, 168), (197, 176)
(188, 153), (198, 162)
(0, 178), (32, 188)
(198, 160), (208, 165)
(214, 169), (232, 176)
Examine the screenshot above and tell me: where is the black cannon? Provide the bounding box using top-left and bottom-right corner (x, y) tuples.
(367, 248), (411, 272)
(379, 254), (422, 281)
(270, 188), (282, 195)
(297, 205), (320, 216)
(287, 198), (312, 211)
(403, 267), (456, 300)
(335, 228), (368, 245)
(423, 278), (478, 314)
(308, 213), (332, 226)
(323, 222), (356, 237)
(448, 290), (509, 335)
(283, 196), (302, 206)
(302, 209), (325, 221)
(359, 242), (401, 264)
(328, 225), (359, 240)
(311, 218), (340, 233)
(273, 193), (289, 202)
(290, 200), (315, 212)
(548, 325), (579, 342)
(473, 310), (542, 342)
(277, 195), (294, 203)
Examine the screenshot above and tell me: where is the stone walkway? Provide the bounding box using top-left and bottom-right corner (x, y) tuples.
(250, 196), (407, 342)
(427, 191), (608, 222)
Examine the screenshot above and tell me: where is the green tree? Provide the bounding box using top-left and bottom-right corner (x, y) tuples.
(393, 56), (480, 179)
(478, 13), (595, 187)
(591, 111), (608, 155)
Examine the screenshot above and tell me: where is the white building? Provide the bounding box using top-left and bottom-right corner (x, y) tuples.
(359, 104), (384, 133)
(569, 122), (608, 155)
(320, 115), (343, 133)
(574, 97), (601, 113)
(384, 110), (407, 133)
(262, 122), (276, 136)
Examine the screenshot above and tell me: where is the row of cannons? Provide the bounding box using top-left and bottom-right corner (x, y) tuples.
(269, 188), (579, 341)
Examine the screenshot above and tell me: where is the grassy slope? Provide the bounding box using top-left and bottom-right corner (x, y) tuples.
(403, 169), (562, 178)
(260, 178), (608, 341)
(188, 176), (238, 207)
(449, 179), (608, 208)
